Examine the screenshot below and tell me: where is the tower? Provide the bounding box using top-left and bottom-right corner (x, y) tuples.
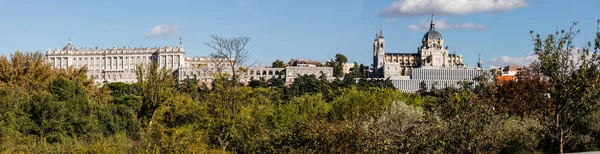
(477, 53), (483, 69)
(419, 14), (448, 67)
(373, 28), (385, 77)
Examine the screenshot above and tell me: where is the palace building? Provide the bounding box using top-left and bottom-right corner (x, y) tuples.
(372, 14), (487, 92)
(45, 38), (332, 84)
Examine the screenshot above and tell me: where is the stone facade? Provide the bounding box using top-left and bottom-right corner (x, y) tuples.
(46, 38), (187, 84)
(342, 63), (355, 74)
(373, 15), (466, 78)
(45, 38), (333, 84)
(371, 14), (487, 92)
(287, 59), (321, 67)
(239, 66), (333, 82)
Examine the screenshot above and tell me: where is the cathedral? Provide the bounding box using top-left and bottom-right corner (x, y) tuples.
(372, 14), (483, 78)
(372, 14), (486, 92)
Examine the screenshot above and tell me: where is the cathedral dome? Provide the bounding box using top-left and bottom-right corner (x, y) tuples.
(422, 14), (443, 41)
(423, 29), (443, 41)
(63, 40), (76, 51)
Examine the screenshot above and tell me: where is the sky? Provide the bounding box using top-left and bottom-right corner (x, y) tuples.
(0, 0), (598, 68)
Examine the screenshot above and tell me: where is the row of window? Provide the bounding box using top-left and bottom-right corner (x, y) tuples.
(50, 56), (155, 70)
(85, 72), (136, 80)
(248, 70), (283, 76)
(412, 69), (483, 80)
(159, 55), (182, 69)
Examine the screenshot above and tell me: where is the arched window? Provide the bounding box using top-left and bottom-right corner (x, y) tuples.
(262, 71), (266, 76)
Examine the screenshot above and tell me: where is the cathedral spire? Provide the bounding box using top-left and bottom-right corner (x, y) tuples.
(477, 53), (483, 69)
(378, 26), (384, 38)
(597, 19), (599, 32)
(430, 13), (436, 30)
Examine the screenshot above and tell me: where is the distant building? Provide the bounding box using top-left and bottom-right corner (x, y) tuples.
(240, 66), (333, 83)
(287, 59), (321, 67)
(45, 38), (332, 84)
(46, 38), (191, 84)
(494, 65), (524, 82)
(342, 63), (355, 74)
(371, 14), (488, 92)
(502, 65), (524, 76)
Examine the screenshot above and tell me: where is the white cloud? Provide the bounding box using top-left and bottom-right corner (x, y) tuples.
(145, 25), (180, 38)
(455, 23), (487, 30)
(408, 18), (485, 31)
(489, 53), (538, 68)
(489, 47), (587, 68)
(378, 0), (528, 17)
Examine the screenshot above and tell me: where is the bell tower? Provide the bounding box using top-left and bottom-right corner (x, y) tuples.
(373, 28), (385, 77)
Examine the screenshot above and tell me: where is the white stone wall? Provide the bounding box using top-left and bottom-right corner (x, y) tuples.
(177, 65), (333, 83)
(46, 44), (186, 84)
(47, 42), (335, 85)
(285, 66), (333, 82)
(390, 67), (487, 93)
(242, 68), (286, 82)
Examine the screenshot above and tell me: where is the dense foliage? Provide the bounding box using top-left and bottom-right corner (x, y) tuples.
(0, 22), (599, 153)
(271, 59), (286, 68)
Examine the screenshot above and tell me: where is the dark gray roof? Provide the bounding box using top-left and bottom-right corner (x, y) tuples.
(423, 29), (443, 41)
(423, 14), (443, 41)
(63, 41), (76, 51)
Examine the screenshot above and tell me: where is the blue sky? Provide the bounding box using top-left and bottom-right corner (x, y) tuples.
(0, 0), (598, 68)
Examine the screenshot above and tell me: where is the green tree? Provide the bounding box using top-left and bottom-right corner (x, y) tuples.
(268, 77), (286, 89)
(248, 77), (268, 88)
(328, 53), (348, 78)
(106, 82), (137, 98)
(530, 21), (600, 153)
(152, 95), (209, 128)
(427, 80), (508, 153)
(135, 63), (177, 123)
(272, 59), (286, 68)
(417, 80), (428, 94)
(288, 74), (321, 97)
(30, 77), (99, 143)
